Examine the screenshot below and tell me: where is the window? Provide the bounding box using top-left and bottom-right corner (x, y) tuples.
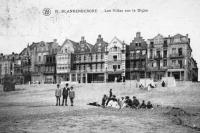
(164, 40), (167, 47)
(113, 46), (117, 52)
(113, 65), (117, 71)
(113, 55), (117, 61)
(118, 65), (120, 69)
(178, 60), (183, 68)
(38, 56), (41, 62)
(101, 54), (104, 59)
(163, 60), (167, 67)
(172, 60), (176, 65)
(178, 48), (182, 56)
(150, 49), (153, 58)
(156, 50), (160, 58)
(101, 64), (103, 69)
(150, 42), (154, 47)
(172, 48), (176, 54)
(79, 55), (81, 61)
(163, 50), (167, 58)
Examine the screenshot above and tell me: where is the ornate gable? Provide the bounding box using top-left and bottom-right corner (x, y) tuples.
(108, 37), (124, 52)
(153, 34), (164, 44)
(91, 35), (108, 53)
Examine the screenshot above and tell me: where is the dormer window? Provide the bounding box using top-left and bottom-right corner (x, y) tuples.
(65, 48), (67, 53)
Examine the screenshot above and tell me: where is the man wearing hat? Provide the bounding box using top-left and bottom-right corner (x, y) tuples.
(69, 86), (75, 106)
(55, 84), (62, 106)
(62, 83), (70, 106)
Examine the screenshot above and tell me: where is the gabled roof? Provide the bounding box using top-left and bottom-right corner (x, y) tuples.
(77, 37), (93, 53)
(130, 32), (147, 50)
(60, 39), (80, 53)
(91, 35), (108, 53)
(173, 34), (184, 38)
(91, 40), (108, 53)
(110, 36), (124, 44)
(153, 34), (164, 39)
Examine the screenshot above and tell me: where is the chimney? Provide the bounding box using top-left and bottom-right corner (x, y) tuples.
(97, 34), (103, 42)
(81, 36), (85, 41)
(186, 34), (188, 38)
(53, 39), (57, 43)
(136, 32), (141, 38)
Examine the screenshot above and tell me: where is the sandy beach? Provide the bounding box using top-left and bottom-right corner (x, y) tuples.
(0, 81), (200, 133)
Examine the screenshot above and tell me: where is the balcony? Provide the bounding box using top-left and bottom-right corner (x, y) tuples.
(154, 55), (162, 59)
(126, 67), (145, 71)
(168, 64), (184, 69)
(75, 59), (104, 64)
(169, 54), (185, 59)
(74, 69), (104, 73)
(146, 66), (167, 71)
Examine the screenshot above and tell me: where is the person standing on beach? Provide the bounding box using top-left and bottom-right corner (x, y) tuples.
(106, 89), (113, 106)
(62, 83), (70, 106)
(55, 84), (61, 106)
(109, 89), (113, 98)
(69, 86), (75, 106)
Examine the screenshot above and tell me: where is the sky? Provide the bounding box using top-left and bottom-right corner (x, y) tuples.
(0, 0), (200, 78)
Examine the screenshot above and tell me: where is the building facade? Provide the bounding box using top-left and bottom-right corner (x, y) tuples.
(105, 37), (126, 82)
(0, 33), (198, 84)
(126, 32), (147, 80)
(56, 39), (79, 83)
(0, 53), (23, 84)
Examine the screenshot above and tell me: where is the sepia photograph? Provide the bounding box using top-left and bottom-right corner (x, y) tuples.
(0, 0), (200, 132)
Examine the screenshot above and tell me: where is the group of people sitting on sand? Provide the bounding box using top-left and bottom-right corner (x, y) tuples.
(100, 89), (153, 109)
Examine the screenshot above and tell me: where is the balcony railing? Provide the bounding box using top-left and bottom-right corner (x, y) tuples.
(168, 64), (184, 69)
(74, 69), (104, 73)
(75, 59), (104, 63)
(126, 67), (146, 71)
(146, 66), (167, 71)
(169, 54), (184, 58)
(154, 55), (162, 59)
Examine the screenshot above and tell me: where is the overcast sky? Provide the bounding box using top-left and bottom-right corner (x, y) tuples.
(0, 0), (200, 78)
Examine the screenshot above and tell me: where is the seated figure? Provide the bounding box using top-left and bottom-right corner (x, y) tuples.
(101, 94), (108, 108)
(146, 101), (153, 109)
(140, 100), (146, 109)
(124, 96), (133, 108)
(132, 96), (140, 109)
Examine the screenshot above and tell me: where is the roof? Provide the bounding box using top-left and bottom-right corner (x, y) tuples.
(130, 32), (147, 50)
(91, 35), (108, 53)
(77, 37), (93, 53)
(60, 39), (80, 53)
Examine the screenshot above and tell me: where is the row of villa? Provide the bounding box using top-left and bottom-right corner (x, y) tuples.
(0, 32), (198, 84)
